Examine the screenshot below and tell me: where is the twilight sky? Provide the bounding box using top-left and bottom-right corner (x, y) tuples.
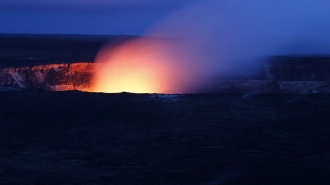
(0, 0), (195, 35)
(1, 0), (330, 58)
(2, 0), (330, 81)
(1, 0), (330, 37)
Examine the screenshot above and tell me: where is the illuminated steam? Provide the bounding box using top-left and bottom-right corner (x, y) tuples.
(92, 39), (198, 93)
(92, 0), (330, 93)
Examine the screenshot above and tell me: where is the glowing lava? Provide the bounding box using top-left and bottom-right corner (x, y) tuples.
(91, 38), (194, 94)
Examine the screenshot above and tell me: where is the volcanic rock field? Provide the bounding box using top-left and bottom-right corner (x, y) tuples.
(1, 34), (330, 185)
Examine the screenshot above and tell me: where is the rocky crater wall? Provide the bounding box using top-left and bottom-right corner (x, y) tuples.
(0, 57), (330, 94)
(0, 62), (95, 91)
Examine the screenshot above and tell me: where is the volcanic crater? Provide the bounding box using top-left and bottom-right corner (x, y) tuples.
(1, 34), (330, 185)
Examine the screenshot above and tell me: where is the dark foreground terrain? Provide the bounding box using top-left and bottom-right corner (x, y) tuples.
(1, 34), (330, 184)
(1, 90), (330, 185)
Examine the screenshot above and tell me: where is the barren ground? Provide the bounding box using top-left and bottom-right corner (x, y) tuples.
(1, 34), (330, 185)
(1, 90), (330, 184)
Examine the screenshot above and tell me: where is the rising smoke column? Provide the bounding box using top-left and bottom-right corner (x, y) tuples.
(91, 1), (221, 94)
(91, 38), (201, 93)
(92, 0), (330, 93)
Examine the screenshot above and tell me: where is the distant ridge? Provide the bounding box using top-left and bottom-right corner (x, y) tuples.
(0, 33), (138, 40)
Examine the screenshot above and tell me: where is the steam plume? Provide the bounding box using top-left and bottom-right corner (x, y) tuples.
(93, 0), (330, 93)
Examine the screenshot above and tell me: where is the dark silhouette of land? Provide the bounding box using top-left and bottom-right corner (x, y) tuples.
(0, 34), (136, 67)
(1, 91), (330, 184)
(1, 34), (330, 184)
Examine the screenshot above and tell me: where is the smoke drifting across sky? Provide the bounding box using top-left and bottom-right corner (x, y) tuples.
(92, 0), (330, 93)
(145, 0), (330, 76)
(2, 0), (330, 93)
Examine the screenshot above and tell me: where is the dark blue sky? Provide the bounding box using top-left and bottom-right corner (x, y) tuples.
(1, 0), (330, 38)
(0, 0), (194, 35)
(2, 0), (330, 57)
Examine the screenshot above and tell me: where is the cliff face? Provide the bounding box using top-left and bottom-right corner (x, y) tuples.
(0, 58), (330, 94)
(0, 62), (95, 91)
(264, 56), (330, 81)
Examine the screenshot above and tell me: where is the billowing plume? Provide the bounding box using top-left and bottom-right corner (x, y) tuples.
(91, 38), (201, 93)
(92, 0), (330, 93)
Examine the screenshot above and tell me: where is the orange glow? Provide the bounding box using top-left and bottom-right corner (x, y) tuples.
(91, 38), (194, 94)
